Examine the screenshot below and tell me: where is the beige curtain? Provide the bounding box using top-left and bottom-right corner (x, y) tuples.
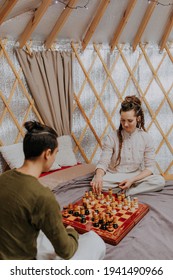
(15, 50), (73, 135)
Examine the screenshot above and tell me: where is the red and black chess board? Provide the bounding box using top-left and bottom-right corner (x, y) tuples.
(62, 190), (149, 245)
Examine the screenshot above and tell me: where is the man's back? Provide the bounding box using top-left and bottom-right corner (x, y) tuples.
(0, 169), (49, 259)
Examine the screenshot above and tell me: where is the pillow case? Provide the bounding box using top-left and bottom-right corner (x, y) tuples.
(0, 136), (77, 170)
(0, 142), (61, 171)
(0, 143), (24, 169)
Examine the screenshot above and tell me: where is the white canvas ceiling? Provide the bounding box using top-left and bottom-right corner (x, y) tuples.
(0, 0), (173, 50)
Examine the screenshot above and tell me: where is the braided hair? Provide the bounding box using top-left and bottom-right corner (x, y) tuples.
(115, 95), (146, 167)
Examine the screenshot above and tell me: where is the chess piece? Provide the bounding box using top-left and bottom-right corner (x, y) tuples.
(68, 203), (73, 214)
(107, 224), (114, 232)
(93, 217), (99, 227)
(133, 197), (139, 208)
(113, 216), (118, 229)
(73, 205), (80, 216)
(62, 209), (69, 218)
(80, 215), (86, 223)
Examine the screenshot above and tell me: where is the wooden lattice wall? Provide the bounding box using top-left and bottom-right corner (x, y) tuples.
(0, 40), (43, 145)
(0, 40), (173, 178)
(71, 42), (173, 178)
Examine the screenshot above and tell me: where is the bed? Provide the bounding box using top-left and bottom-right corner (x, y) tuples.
(1, 138), (173, 260)
(39, 164), (173, 260)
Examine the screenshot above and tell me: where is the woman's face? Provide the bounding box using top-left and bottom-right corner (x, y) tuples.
(120, 110), (138, 133)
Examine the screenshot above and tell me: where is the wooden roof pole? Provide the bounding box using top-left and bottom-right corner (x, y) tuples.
(110, 0), (137, 52)
(0, 0), (19, 25)
(45, 0), (78, 49)
(132, 1), (157, 51)
(82, 0), (110, 51)
(18, 0), (52, 48)
(160, 10), (173, 50)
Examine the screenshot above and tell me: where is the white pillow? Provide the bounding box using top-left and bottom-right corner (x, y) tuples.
(0, 142), (61, 171)
(0, 143), (24, 169)
(56, 135), (77, 166)
(0, 136), (77, 170)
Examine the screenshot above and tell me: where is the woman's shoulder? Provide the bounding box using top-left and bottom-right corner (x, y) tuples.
(137, 129), (154, 142)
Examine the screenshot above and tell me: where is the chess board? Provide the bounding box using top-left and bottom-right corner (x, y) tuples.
(62, 191), (149, 245)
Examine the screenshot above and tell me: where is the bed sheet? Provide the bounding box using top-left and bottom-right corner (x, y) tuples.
(39, 165), (173, 260)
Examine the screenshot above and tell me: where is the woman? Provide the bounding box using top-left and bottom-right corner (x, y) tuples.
(0, 121), (105, 260)
(91, 96), (165, 196)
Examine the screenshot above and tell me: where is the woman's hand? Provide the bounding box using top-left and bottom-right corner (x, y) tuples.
(90, 175), (103, 194)
(119, 179), (134, 190)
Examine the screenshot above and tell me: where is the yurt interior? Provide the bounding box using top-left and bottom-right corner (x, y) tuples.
(0, 0), (173, 260)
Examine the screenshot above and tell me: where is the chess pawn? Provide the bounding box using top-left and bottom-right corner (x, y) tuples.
(106, 195), (110, 205)
(106, 205), (112, 214)
(133, 197), (139, 208)
(85, 191), (89, 197)
(100, 194), (105, 204)
(107, 223), (114, 232)
(62, 209), (69, 218)
(99, 212), (103, 224)
(93, 212), (99, 220)
(117, 194), (122, 201)
(83, 202), (87, 209)
(85, 208), (90, 215)
(97, 193), (102, 200)
(89, 194), (94, 201)
(115, 200), (118, 206)
(85, 191), (89, 201)
(90, 198), (96, 206)
(102, 212), (106, 221)
(117, 203), (122, 210)
(93, 217), (99, 228)
(127, 197), (131, 208)
(100, 218), (107, 230)
(110, 202), (115, 208)
(130, 201), (135, 212)
(68, 203), (73, 214)
(105, 213), (110, 225)
(123, 198), (129, 210)
(109, 214), (113, 223)
(73, 205), (79, 216)
(108, 188), (113, 198)
(111, 205), (117, 214)
(94, 204), (99, 213)
(124, 198), (128, 205)
(113, 216), (119, 229)
(80, 207), (85, 216)
(86, 202), (91, 209)
(80, 215), (86, 224)
(123, 204), (129, 210)
(89, 190), (93, 196)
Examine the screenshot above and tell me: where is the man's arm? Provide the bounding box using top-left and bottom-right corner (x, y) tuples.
(35, 190), (79, 260)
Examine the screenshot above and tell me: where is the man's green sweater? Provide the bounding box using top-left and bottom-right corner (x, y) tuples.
(0, 169), (78, 260)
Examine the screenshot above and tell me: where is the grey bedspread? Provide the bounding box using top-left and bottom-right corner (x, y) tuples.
(39, 165), (173, 260)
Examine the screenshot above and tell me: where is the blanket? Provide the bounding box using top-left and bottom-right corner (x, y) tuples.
(39, 165), (173, 259)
